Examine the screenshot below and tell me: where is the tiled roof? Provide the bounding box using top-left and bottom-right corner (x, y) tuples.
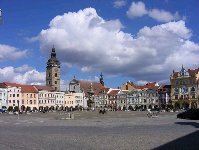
(108, 89), (120, 95)
(134, 82), (157, 90)
(20, 85), (38, 93)
(3, 82), (21, 87)
(33, 85), (54, 92)
(172, 68), (199, 78)
(104, 88), (110, 93)
(188, 68), (199, 76)
(0, 83), (6, 88)
(78, 80), (105, 96)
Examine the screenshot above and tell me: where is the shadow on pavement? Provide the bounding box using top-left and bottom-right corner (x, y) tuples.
(153, 122), (199, 150)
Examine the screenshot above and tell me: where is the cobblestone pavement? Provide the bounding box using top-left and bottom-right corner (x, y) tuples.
(0, 111), (199, 150)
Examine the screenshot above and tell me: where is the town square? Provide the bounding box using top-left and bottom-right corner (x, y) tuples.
(1, 0), (199, 149)
(0, 111), (199, 150)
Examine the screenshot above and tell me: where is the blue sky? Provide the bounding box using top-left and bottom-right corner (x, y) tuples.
(0, 0), (199, 90)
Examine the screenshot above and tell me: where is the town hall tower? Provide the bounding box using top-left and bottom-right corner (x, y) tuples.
(46, 46), (60, 91)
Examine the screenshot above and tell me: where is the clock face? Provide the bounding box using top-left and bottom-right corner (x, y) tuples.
(54, 68), (58, 72)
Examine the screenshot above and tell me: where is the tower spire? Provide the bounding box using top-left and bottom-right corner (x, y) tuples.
(100, 72), (104, 86)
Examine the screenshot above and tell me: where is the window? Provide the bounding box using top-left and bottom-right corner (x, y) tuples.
(48, 73), (50, 77)
(175, 95), (178, 99)
(17, 94), (19, 97)
(13, 100), (15, 103)
(55, 81), (57, 84)
(13, 94), (15, 97)
(174, 88), (178, 93)
(22, 100), (24, 104)
(27, 100), (28, 104)
(48, 81), (51, 85)
(55, 73), (57, 77)
(30, 100), (32, 104)
(191, 87), (195, 92)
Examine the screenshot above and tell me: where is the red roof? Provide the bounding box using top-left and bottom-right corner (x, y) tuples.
(134, 82), (157, 90)
(0, 83), (7, 88)
(108, 89), (120, 95)
(33, 85), (54, 92)
(78, 80), (105, 96)
(3, 82), (21, 87)
(20, 85), (38, 93)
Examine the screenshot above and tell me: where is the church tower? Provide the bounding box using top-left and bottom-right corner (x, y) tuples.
(46, 46), (60, 91)
(100, 72), (104, 86)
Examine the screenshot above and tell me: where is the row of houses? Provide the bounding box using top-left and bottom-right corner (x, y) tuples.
(0, 80), (170, 111)
(68, 78), (171, 110)
(1, 66), (199, 111)
(0, 82), (87, 111)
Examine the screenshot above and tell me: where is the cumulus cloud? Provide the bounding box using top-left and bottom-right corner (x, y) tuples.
(136, 80), (148, 86)
(113, 0), (126, 8)
(126, 1), (147, 18)
(127, 1), (182, 22)
(0, 65), (45, 85)
(0, 65), (68, 91)
(34, 8), (199, 83)
(0, 44), (27, 61)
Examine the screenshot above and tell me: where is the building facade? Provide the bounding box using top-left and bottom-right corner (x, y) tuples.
(0, 85), (7, 110)
(170, 66), (199, 109)
(127, 88), (159, 110)
(158, 85), (171, 109)
(21, 85), (38, 111)
(54, 92), (65, 109)
(2, 82), (22, 111)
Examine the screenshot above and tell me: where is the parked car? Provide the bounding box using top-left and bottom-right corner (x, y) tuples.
(177, 109), (199, 120)
(0, 109), (6, 113)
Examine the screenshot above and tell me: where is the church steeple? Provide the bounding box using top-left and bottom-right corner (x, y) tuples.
(100, 72), (104, 86)
(46, 46), (61, 91)
(47, 46), (60, 68)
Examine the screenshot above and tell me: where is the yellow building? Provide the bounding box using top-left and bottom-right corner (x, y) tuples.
(170, 66), (199, 109)
(21, 84), (38, 111)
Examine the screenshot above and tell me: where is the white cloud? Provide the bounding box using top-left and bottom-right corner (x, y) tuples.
(15, 65), (33, 73)
(126, 1), (182, 22)
(148, 9), (180, 22)
(127, 1), (147, 18)
(0, 65), (68, 91)
(34, 8), (199, 83)
(136, 80), (148, 86)
(0, 65), (45, 85)
(0, 44), (27, 61)
(113, 0), (126, 8)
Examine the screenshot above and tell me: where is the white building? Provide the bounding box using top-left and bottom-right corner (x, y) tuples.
(54, 92), (65, 109)
(0, 82), (22, 111)
(34, 85), (55, 110)
(0, 87), (7, 110)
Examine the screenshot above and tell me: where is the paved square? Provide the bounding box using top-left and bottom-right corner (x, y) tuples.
(0, 111), (199, 150)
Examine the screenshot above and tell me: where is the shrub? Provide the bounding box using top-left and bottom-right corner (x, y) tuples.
(8, 106), (13, 112)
